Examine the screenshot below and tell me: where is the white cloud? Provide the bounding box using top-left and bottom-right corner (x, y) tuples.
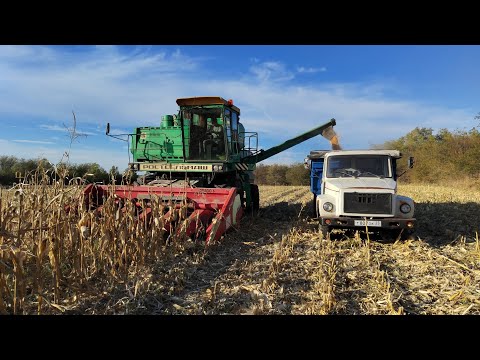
(0, 46), (476, 168)
(40, 124), (68, 132)
(297, 66), (327, 73)
(0, 45), (56, 63)
(0, 46), (202, 125)
(12, 140), (55, 144)
(40, 124), (97, 136)
(249, 61), (294, 82)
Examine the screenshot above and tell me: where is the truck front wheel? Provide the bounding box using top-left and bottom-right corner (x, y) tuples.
(320, 224), (331, 239)
(250, 184), (259, 214)
(380, 229), (412, 241)
(312, 194), (318, 218)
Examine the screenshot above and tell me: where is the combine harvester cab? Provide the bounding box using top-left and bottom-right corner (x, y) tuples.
(88, 96), (337, 243)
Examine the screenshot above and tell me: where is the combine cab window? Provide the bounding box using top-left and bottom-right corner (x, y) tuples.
(232, 112), (238, 131)
(231, 112), (239, 154)
(183, 108), (226, 161)
(225, 109), (232, 155)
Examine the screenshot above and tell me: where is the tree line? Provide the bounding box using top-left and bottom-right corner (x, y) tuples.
(0, 155), (126, 186)
(0, 155), (310, 187)
(256, 121), (480, 186)
(4, 119), (480, 186)
(376, 125), (480, 183)
(254, 163), (310, 186)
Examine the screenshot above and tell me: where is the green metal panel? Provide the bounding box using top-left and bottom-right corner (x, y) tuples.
(129, 100), (335, 181)
(131, 124), (189, 162)
(161, 115), (174, 128)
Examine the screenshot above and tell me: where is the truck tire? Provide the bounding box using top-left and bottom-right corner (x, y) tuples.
(311, 194), (317, 218)
(320, 224), (330, 239)
(380, 229), (412, 242)
(396, 229), (413, 240)
(250, 184), (259, 214)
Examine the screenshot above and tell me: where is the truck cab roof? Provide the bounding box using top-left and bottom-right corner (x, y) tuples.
(308, 149), (402, 159)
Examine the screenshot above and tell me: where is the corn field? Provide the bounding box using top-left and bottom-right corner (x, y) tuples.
(1, 179), (480, 314)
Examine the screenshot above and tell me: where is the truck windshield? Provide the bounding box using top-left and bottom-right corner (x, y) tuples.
(326, 155), (390, 178)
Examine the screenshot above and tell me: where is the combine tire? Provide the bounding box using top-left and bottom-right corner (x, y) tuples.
(250, 184), (259, 214)
(137, 175), (145, 185)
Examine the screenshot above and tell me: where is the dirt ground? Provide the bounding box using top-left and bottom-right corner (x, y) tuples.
(71, 184), (480, 315)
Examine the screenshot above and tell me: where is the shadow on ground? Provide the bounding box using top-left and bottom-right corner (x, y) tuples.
(127, 201), (312, 314)
(79, 200), (480, 314)
(413, 201), (480, 247)
(305, 198), (480, 247)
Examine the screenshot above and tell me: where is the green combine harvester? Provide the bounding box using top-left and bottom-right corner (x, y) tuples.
(85, 96), (337, 242)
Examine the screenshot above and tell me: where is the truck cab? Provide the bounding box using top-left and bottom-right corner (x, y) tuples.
(305, 149), (415, 239)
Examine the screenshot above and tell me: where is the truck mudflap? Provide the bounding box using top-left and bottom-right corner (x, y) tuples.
(320, 217), (415, 230)
(83, 184), (243, 244)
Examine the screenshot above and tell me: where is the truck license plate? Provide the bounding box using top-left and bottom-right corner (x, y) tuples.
(354, 220), (382, 227)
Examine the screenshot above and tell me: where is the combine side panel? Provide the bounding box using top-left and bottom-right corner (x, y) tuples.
(83, 184), (243, 243)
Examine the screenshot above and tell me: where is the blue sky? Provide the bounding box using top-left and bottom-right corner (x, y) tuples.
(1, 45), (479, 171)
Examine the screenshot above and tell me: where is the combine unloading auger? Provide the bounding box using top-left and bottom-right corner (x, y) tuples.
(87, 96), (336, 243)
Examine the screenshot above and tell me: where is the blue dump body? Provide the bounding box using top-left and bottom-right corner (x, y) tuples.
(310, 158), (324, 195)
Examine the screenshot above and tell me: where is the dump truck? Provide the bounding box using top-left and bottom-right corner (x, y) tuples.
(304, 149), (415, 240)
(84, 96), (337, 243)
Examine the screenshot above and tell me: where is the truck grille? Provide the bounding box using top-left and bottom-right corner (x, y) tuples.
(344, 193), (392, 214)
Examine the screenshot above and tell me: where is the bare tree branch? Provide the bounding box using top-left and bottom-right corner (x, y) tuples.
(59, 111), (88, 165)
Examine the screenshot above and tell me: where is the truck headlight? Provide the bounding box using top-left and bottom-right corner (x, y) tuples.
(323, 202), (334, 212)
(400, 203), (411, 214)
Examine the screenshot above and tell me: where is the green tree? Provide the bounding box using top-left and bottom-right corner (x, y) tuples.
(109, 166), (121, 184)
(0, 156), (18, 185)
(67, 162), (109, 184)
(285, 163), (310, 185)
(266, 164), (288, 185)
(254, 164), (269, 184)
(375, 124), (480, 184)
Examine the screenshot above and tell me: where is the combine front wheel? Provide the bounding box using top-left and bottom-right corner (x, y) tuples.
(250, 184), (259, 214)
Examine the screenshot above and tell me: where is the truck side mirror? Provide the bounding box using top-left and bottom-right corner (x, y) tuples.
(304, 157), (311, 169)
(106, 123), (110, 135)
(408, 156), (414, 168)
